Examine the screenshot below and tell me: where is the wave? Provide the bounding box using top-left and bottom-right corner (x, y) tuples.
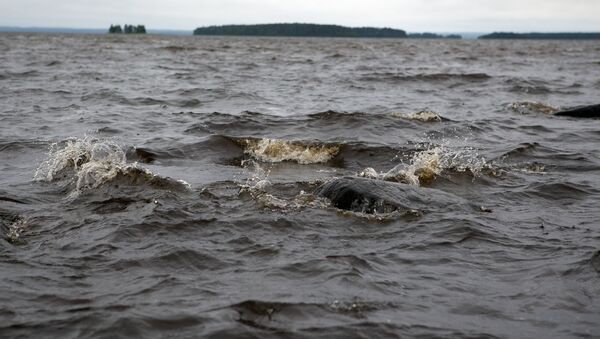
(230, 299), (391, 326)
(505, 80), (580, 95)
(159, 45), (197, 52)
(359, 145), (488, 186)
(125, 134), (406, 171)
(234, 138), (340, 164)
(494, 181), (596, 205)
(125, 135), (246, 167)
(182, 110), (415, 146)
(0, 70), (39, 80)
(33, 137), (189, 195)
(360, 72), (491, 83)
(80, 89), (202, 108)
(111, 248), (228, 272)
(121, 97), (202, 108)
(497, 142), (599, 172)
(524, 182), (594, 202)
(0, 139), (47, 153)
(306, 110), (372, 121)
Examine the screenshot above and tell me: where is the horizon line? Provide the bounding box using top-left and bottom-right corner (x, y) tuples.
(2, 24), (600, 35)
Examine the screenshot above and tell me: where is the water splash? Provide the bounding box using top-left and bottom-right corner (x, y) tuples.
(239, 159), (272, 190)
(238, 159), (292, 210)
(359, 144), (488, 186)
(238, 159), (328, 211)
(34, 137), (189, 194)
(34, 137), (125, 182)
(383, 147), (442, 185)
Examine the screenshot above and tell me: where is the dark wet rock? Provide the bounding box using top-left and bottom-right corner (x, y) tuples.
(554, 104), (600, 118)
(592, 251), (600, 273)
(314, 176), (468, 214)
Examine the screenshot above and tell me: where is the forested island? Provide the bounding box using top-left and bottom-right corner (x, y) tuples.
(408, 33), (462, 39)
(108, 24), (146, 34)
(479, 32), (600, 40)
(193, 23), (407, 38)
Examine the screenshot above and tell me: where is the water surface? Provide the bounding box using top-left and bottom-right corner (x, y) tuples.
(1, 33), (599, 338)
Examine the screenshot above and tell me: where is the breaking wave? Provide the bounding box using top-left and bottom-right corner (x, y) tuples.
(33, 137), (190, 194)
(234, 138), (340, 164)
(359, 144), (489, 186)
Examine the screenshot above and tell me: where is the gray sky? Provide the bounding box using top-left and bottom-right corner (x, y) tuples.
(2, 0), (600, 32)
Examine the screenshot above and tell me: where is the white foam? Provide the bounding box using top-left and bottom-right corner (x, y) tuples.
(239, 138), (340, 164)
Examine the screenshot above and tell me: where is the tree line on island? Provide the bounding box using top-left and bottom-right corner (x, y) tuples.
(103, 23), (600, 40)
(479, 32), (600, 40)
(108, 24), (146, 34)
(408, 32), (462, 39)
(193, 23), (461, 39)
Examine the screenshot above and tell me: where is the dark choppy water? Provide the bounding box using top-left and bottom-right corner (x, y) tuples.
(1, 33), (600, 338)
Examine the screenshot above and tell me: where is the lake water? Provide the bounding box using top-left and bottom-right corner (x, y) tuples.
(1, 33), (599, 338)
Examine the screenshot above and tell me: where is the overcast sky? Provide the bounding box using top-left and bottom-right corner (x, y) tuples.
(2, 0), (600, 32)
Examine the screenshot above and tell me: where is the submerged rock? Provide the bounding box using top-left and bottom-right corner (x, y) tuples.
(314, 176), (468, 214)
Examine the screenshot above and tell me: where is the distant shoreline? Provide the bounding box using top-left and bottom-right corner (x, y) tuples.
(2, 26), (600, 40)
(193, 23), (461, 39)
(194, 23), (408, 38)
(0, 26), (190, 36)
(479, 32), (600, 40)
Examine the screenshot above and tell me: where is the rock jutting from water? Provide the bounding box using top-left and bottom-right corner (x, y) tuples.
(554, 103), (600, 118)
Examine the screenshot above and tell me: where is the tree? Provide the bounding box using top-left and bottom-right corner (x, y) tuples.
(108, 24), (123, 34)
(108, 24), (146, 34)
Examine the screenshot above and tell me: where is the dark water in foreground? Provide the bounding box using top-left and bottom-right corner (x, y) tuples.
(1, 33), (600, 338)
